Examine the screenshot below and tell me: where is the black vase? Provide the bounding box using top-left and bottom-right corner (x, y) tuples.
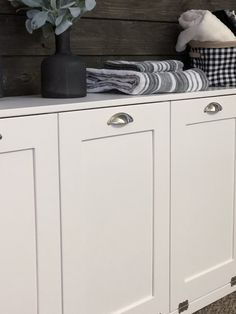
(41, 28), (86, 98)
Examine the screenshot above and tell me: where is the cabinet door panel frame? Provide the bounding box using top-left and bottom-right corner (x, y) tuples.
(171, 98), (236, 312)
(0, 115), (62, 314)
(59, 103), (170, 314)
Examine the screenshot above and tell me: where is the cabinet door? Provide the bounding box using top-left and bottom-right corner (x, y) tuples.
(59, 103), (170, 314)
(171, 96), (236, 312)
(0, 115), (62, 314)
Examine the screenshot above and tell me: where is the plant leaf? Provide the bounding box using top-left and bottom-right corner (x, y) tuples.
(21, 0), (43, 7)
(69, 6), (81, 18)
(55, 19), (72, 35)
(10, 0), (96, 35)
(8, 0), (21, 7)
(31, 10), (48, 29)
(25, 19), (34, 33)
(60, 1), (75, 8)
(26, 9), (41, 18)
(47, 12), (56, 25)
(85, 0), (96, 11)
(55, 12), (66, 26)
(50, 0), (57, 10)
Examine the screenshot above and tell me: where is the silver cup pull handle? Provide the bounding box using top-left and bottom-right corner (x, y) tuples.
(204, 102), (223, 114)
(107, 113), (134, 127)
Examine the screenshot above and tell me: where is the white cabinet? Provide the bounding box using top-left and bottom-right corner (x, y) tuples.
(0, 115), (62, 314)
(171, 96), (236, 313)
(59, 103), (170, 314)
(2, 91), (236, 314)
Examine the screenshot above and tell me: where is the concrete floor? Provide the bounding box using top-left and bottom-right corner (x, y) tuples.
(194, 292), (236, 314)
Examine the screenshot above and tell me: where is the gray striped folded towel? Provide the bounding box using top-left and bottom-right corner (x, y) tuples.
(104, 60), (184, 72)
(87, 68), (209, 95)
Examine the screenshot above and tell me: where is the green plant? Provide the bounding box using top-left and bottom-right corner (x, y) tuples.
(9, 0), (96, 35)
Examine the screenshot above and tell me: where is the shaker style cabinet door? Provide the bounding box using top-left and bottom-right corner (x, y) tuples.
(171, 96), (236, 313)
(59, 103), (170, 314)
(0, 115), (62, 314)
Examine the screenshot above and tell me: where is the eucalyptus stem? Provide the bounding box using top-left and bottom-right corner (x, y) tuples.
(9, 0), (96, 35)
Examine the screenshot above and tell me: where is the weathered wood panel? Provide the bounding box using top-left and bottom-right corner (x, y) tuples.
(2, 56), (42, 96)
(2, 0), (236, 21)
(2, 54), (183, 96)
(0, 16), (180, 56)
(1, 0), (236, 100)
(89, 0), (236, 21)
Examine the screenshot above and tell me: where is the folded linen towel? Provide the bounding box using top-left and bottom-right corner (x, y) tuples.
(213, 10), (236, 36)
(176, 10), (236, 52)
(104, 60), (184, 72)
(87, 68), (209, 95)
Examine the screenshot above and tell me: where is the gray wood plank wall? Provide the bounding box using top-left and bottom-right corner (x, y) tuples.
(2, 0), (236, 96)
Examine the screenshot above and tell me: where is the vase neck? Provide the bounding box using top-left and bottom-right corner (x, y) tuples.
(55, 28), (71, 55)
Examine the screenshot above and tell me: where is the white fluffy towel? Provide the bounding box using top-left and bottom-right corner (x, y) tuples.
(176, 10), (236, 52)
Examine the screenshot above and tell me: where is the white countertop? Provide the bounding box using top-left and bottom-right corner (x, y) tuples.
(1, 87), (236, 118)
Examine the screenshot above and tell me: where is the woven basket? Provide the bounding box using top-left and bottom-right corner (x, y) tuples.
(189, 40), (236, 87)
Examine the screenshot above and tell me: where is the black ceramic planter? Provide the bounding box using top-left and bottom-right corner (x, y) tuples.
(41, 28), (86, 98)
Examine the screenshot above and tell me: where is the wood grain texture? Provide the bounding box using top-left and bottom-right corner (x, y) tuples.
(2, 55), (183, 96)
(2, 0), (236, 21)
(89, 0), (236, 21)
(0, 0), (236, 100)
(0, 16), (179, 56)
(2, 56), (42, 96)
(0, 1), (13, 13)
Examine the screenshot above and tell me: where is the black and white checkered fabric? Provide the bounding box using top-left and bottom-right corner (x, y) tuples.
(190, 47), (236, 86)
